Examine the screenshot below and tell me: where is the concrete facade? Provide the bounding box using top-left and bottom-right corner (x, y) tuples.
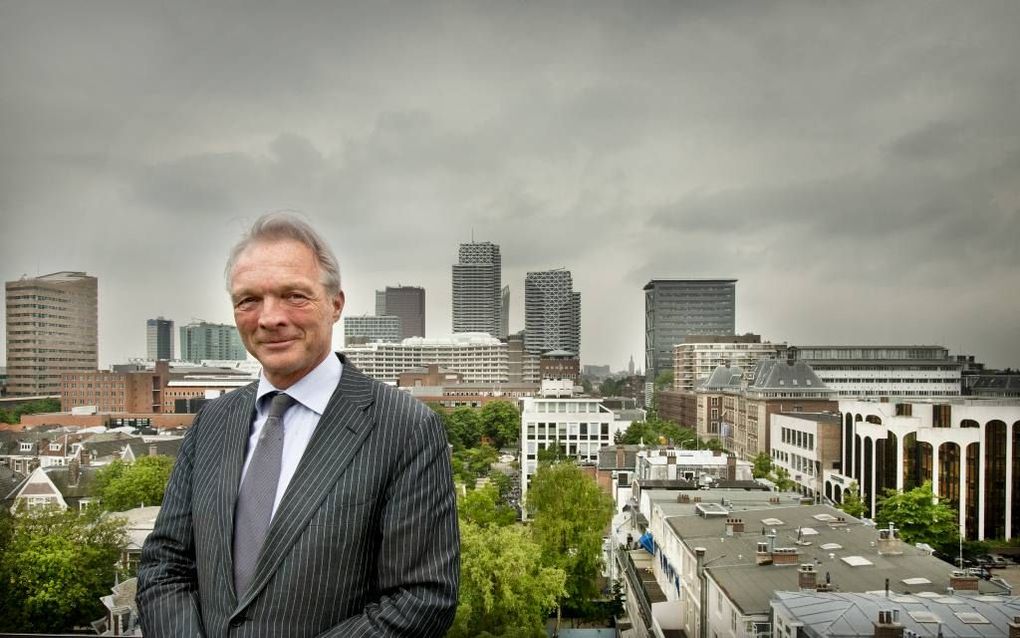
(5, 271), (98, 396)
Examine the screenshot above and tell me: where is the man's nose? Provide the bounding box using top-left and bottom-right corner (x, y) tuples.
(258, 297), (288, 328)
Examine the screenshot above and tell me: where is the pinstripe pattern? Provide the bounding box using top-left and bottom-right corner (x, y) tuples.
(137, 354), (460, 637)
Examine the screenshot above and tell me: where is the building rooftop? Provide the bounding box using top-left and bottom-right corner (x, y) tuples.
(665, 504), (1009, 616)
(775, 412), (840, 424)
(748, 359), (833, 393)
(773, 590), (1020, 638)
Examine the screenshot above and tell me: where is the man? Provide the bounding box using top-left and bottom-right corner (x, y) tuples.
(137, 214), (459, 637)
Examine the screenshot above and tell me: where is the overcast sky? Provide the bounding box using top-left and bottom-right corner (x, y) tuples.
(2, 2), (1019, 371)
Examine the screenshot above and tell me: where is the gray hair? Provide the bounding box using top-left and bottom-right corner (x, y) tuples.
(225, 212), (342, 296)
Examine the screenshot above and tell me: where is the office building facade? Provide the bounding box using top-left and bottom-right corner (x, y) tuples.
(146, 317), (175, 361)
(5, 271), (98, 395)
(826, 399), (1020, 541)
(374, 286), (426, 339)
(452, 241), (502, 336)
(179, 322), (247, 362)
(673, 334), (783, 392)
(343, 333), (509, 384)
(644, 279), (736, 382)
(787, 345), (962, 399)
(343, 315), (402, 345)
(524, 269), (581, 357)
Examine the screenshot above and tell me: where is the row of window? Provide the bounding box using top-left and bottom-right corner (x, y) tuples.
(780, 427), (815, 450)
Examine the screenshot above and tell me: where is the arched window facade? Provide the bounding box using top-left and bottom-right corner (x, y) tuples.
(984, 420), (1007, 540)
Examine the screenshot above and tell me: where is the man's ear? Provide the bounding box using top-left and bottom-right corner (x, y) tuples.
(332, 290), (345, 322)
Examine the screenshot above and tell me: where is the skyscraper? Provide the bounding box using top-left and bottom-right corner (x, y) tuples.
(644, 279), (736, 381)
(147, 316), (175, 360)
(524, 269), (581, 357)
(452, 241), (501, 336)
(5, 271), (98, 395)
(179, 321), (247, 362)
(375, 286), (426, 339)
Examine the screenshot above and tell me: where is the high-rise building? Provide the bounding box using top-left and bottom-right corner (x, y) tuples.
(5, 271), (98, 396)
(499, 285), (510, 339)
(452, 241), (501, 336)
(644, 279), (736, 381)
(524, 269), (581, 357)
(374, 286), (426, 339)
(343, 315), (402, 345)
(179, 321), (247, 362)
(147, 316), (175, 360)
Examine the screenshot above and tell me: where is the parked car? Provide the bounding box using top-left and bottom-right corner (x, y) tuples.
(987, 554), (1010, 568)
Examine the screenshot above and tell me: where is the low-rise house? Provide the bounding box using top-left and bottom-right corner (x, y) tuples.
(772, 591), (1020, 638)
(631, 503), (1010, 638)
(8, 461), (99, 512)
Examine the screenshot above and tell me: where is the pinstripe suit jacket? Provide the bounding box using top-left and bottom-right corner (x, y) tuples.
(137, 355), (459, 637)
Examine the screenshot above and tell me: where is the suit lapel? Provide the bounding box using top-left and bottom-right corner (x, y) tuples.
(235, 359), (376, 609)
(217, 382), (258, 603)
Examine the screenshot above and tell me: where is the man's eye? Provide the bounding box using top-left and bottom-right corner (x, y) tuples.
(236, 298), (257, 309)
(287, 293), (310, 303)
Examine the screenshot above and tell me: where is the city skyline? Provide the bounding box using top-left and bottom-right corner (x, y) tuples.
(1, 3), (1019, 370)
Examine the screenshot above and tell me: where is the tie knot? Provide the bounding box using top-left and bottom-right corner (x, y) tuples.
(265, 392), (297, 419)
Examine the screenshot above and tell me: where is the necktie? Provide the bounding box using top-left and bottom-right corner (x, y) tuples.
(233, 391), (297, 596)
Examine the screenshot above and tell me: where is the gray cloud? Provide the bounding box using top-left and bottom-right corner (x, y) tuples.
(1, 1), (1019, 370)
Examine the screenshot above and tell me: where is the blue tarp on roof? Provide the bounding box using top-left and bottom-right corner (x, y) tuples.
(639, 531), (655, 554)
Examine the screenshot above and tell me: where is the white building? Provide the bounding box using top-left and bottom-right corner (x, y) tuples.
(787, 345), (962, 399)
(520, 383), (633, 509)
(343, 333), (508, 384)
(769, 413), (841, 499)
(825, 398), (1020, 541)
(635, 448), (752, 485)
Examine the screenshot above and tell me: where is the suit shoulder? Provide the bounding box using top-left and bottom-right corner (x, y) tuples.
(367, 378), (434, 423)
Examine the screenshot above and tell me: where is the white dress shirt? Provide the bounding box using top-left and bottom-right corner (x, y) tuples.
(241, 352), (343, 518)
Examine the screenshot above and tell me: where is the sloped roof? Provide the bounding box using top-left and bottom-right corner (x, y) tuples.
(748, 359), (833, 394)
(773, 590), (1020, 638)
(700, 365), (744, 391)
(124, 438), (183, 460)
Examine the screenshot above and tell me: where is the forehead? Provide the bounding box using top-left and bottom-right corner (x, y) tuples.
(230, 239), (322, 289)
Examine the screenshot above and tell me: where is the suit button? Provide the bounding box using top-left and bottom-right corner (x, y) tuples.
(229, 617), (245, 628)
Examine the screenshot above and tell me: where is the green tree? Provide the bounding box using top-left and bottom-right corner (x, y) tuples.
(838, 481), (867, 519)
(751, 452), (772, 479)
(452, 445), (499, 487)
(426, 402), (457, 447)
(875, 481), (960, 552)
(449, 521), (565, 638)
(0, 398), (62, 424)
(480, 401), (520, 449)
(94, 455), (175, 512)
(526, 461), (613, 611)
(771, 466), (796, 491)
(460, 484), (517, 528)
(0, 507), (127, 633)
(448, 407), (484, 449)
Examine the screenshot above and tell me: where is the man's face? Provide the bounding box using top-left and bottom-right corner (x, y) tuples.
(229, 239), (344, 389)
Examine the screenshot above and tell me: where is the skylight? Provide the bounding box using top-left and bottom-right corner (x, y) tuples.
(840, 556), (873, 567)
(813, 513), (837, 522)
(908, 611), (941, 624)
(901, 577), (931, 585)
(820, 543), (843, 550)
(798, 527), (819, 536)
(761, 518), (785, 526)
(955, 612), (990, 624)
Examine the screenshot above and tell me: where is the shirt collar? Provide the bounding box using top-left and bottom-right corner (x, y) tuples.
(255, 352), (343, 416)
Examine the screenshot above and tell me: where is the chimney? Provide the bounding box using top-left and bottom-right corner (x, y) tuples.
(667, 454), (677, 480)
(149, 444), (158, 457)
(726, 454), (737, 481)
(693, 496), (702, 503)
(756, 542), (773, 566)
(948, 571), (979, 591)
(725, 518), (745, 535)
(877, 524), (903, 556)
(873, 610), (904, 638)
(616, 447), (625, 468)
(679, 493), (691, 504)
(798, 563), (817, 590)
(1008, 616), (1020, 638)
(68, 458), (81, 487)
(772, 548), (800, 566)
